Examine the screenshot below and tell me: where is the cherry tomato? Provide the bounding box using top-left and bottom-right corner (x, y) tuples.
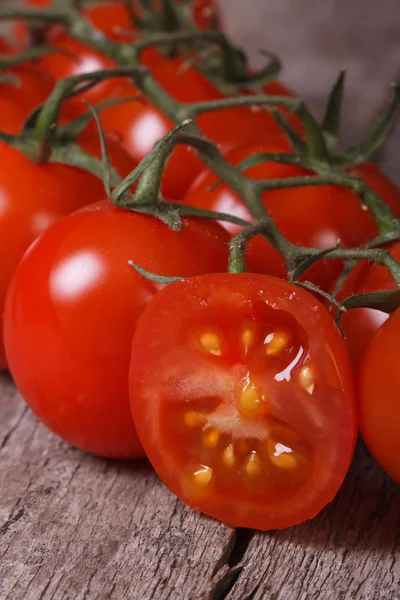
(129, 273), (357, 530)
(32, 0), (296, 200)
(4, 202), (233, 458)
(184, 138), (400, 289)
(333, 242), (400, 367)
(90, 56), (299, 200)
(0, 37), (12, 53)
(357, 308), (400, 483)
(18, 0), (220, 46)
(0, 132), (135, 371)
(0, 55), (55, 134)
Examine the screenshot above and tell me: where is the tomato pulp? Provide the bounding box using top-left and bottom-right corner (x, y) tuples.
(4, 202), (233, 458)
(0, 132), (135, 371)
(129, 274), (357, 530)
(184, 139), (400, 289)
(357, 308), (400, 483)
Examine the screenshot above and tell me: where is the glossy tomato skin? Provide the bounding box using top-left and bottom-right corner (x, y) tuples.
(333, 242), (400, 367)
(0, 133), (135, 371)
(184, 138), (400, 288)
(0, 61), (55, 134)
(129, 273), (357, 530)
(4, 202), (232, 458)
(357, 308), (400, 483)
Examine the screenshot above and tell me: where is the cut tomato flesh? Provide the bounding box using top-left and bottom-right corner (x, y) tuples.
(129, 274), (356, 530)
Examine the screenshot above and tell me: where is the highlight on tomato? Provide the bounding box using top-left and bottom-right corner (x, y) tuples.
(4, 202), (233, 458)
(333, 242), (400, 367)
(357, 308), (400, 484)
(0, 131), (135, 371)
(183, 138), (400, 289)
(129, 273), (357, 530)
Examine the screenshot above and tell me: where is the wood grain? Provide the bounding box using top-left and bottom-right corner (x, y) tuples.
(1, 380), (400, 600)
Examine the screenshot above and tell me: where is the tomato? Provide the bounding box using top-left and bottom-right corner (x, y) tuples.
(129, 273), (357, 530)
(30, 0), (295, 200)
(184, 138), (400, 289)
(19, 0), (220, 44)
(0, 37), (12, 53)
(333, 242), (400, 367)
(91, 57), (299, 200)
(0, 55), (55, 135)
(357, 308), (400, 483)
(0, 132), (135, 371)
(4, 202), (232, 458)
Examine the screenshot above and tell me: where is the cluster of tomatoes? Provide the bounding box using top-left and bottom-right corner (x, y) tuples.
(1, 0), (399, 531)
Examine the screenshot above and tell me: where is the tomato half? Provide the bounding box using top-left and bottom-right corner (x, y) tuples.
(129, 273), (356, 530)
(0, 132), (135, 371)
(4, 202), (233, 458)
(333, 242), (400, 367)
(357, 308), (400, 483)
(184, 139), (400, 289)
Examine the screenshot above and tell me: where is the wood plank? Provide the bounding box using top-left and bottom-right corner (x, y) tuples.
(1, 382), (399, 600)
(0, 376), (238, 600)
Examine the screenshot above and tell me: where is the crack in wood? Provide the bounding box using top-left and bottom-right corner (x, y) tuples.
(0, 508), (25, 535)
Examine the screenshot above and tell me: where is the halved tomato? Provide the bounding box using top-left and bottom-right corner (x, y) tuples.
(129, 273), (357, 530)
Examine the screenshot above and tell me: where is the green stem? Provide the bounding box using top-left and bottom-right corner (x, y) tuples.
(228, 222), (271, 273)
(186, 94), (301, 118)
(0, 46), (60, 68)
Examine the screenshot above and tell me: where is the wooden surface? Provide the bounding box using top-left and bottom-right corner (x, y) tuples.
(1, 1), (400, 599)
(1, 375), (400, 600)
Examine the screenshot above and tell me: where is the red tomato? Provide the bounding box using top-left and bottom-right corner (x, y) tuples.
(184, 138), (400, 289)
(32, 0), (296, 200)
(0, 132), (135, 371)
(357, 308), (400, 483)
(0, 56), (55, 134)
(4, 202), (232, 458)
(333, 242), (400, 367)
(129, 273), (357, 530)
(0, 37), (12, 53)
(92, 57), (299, 200)
(18, 0), (220, 45)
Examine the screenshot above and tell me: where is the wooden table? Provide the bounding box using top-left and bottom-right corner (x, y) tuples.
(1, 375), (399, 599)
(1, 1), (400, 598)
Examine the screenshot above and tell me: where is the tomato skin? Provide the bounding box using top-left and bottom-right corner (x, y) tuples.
(0, 62), (55, 135)
(357, 308), (400, 483)
(129, 273), (357, 530)
(4, 202), (233, 458)
(0, 132), (135, 371)
(333, 242), (400, 367)
(183, 139), (400, 288)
